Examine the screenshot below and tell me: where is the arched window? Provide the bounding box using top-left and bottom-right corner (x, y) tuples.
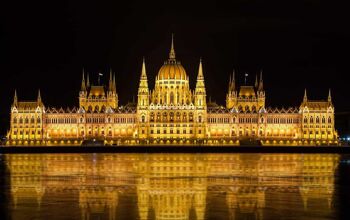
(170, 92), (174, 104)
(310, 117), (314, 123)
(37, 117), (41, 123)
(150, 113), (155, 122)
(260, 117), (264, 123)
(176, 112), (181, 121)
(141, 115), (145, 123)
(316, 117), (320, 123)
(170, 112), (174, 122)
(30, 117), (35, 123)
(13, 117), (17, 124)
(304, 117), (308, 123)
(183, 113), (187, 121)
(322, 117), (326, 123)
(328, 117), (332, 123)
(25, 118), (29, 124)
(189, 113), (194, 122)
(198, 115), (202, 123)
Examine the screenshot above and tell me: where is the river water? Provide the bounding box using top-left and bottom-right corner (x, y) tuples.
(0, 153), (349, 220)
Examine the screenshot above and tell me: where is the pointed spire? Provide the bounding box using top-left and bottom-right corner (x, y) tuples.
(197, 57), (204, 79)
(138, 57), (149, 92)
(231, 69), (236, 91)
(113, 73), (116, 92)
(258, 70), (264, 91)
(13, 89), (18, 106)
(109, 68), (113, 91)
(304, 89), (308, 102)
(86, 73), (90, 88)
(37, 89), (42, 103)
(81, 69), (86, 91)
(169, 33), (176, 60)
(328, 89), (332, 102)
(255, 74), (258, 88)
(141, 57), (147, 79)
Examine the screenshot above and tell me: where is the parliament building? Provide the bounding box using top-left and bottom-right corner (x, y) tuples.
(6, 37), (339, 146)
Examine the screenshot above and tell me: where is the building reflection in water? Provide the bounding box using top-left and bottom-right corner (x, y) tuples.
(4, 153), (339, 220)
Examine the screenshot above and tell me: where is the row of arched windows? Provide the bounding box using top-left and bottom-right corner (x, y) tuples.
(46, 118), (78, 124)
(13, 117), (41, 124)
(304, 116), (332, 124)
(150, 112), (194, 123)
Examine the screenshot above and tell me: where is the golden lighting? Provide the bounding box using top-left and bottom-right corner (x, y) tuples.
(5, 153), (339, 219)
(7, 37), (338, 146)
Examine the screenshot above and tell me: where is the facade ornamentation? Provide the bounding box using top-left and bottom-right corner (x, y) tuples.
(7, 36), (338, 146)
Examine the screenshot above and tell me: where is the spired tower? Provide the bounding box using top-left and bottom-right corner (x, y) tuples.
(226, 71), (265, 111)
(137, 58), (150, 139)
(226, 70), (237, 109)
(79, 69), (118, 111)
(194, 58), (207, 138)
(9, 90), (45, 143)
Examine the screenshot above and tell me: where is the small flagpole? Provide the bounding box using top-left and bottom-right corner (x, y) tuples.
(244, 73), (248, 85)
(98, 73), (103, 85)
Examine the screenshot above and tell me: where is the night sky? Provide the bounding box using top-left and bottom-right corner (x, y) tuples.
(1, 1), (349, 134)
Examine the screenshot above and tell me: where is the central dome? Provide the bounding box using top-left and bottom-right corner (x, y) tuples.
(156, 35), (188, 81)
(158, 61), (187, 80)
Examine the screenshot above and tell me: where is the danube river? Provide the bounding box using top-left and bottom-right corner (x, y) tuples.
(0, 153), (349, 220)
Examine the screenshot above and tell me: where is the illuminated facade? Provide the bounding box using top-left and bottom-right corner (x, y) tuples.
(7, 36), (338, 146)
(5, 153), (340, 219)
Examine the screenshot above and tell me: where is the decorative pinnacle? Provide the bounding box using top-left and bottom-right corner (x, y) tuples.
(13, 89), (18, 105)
(328, 88), (332, 102)
(169, 33), (176, 59)
(37, 89), (42, 103)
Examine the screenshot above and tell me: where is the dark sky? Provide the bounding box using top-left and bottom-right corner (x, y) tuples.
(1, 0), (349, 132)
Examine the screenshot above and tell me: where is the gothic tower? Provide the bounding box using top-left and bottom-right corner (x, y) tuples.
(137, 58), (150, 139)
(107, 69), (118, 108)
(257, 70), (265, 109)
(194, 58), (207, 139)
(79, 69), (88, 109)
(226, 70), (237, 109)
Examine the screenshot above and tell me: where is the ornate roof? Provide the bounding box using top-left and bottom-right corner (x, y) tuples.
(266, 107), (299, 114)
(88, 86), (106, 97)
(301, 100), (332, 110)
(45, 105), (136, 114)
(239, 86), (256, 97)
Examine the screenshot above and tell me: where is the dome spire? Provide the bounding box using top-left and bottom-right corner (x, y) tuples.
(169, 33), (176, 60)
